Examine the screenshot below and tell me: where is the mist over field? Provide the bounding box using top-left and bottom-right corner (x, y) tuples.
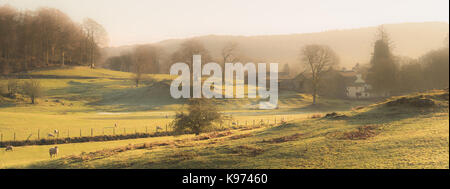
(104, 22), (449, 69)
(0, 1), (448, 171)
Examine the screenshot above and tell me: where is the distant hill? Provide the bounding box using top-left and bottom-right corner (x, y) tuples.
(103, 22), (449, 70)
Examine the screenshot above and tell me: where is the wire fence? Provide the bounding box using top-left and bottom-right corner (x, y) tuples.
(0, 115), (293, 147)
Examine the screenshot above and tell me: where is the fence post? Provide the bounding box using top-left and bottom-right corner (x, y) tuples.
(124, 128), (126, 134)
(80, 128), (82, 137)
(0, 133), (2, 145)
(38, 129), (40, 140)
(145, 126), (148, 133)
(113, 127), (115, 135)
(165, 124), (168, 132)
(91, 128), (93, 137)
(14, 132), (16, 142)
(67, 128), (69, 138)
(102, 128), (105, 135)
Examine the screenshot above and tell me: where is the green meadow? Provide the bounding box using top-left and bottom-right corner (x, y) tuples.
(0, 67), (448, 168)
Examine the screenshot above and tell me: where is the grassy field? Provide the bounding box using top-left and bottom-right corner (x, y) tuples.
(4, 90), (447, 169)
(0, 66), (371, 141)
(0, 66), (448, 169)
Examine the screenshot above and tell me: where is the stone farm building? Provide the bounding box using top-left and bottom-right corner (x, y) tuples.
(279, 68), (374, 99)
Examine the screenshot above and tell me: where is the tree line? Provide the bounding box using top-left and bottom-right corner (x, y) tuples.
(0, 5), (108, 74)
(366, 27), (449, 95)
(106, 40), (245, 87)
(299, 26), (449, 104)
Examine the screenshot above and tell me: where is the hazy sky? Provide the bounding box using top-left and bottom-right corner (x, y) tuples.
(1, 0), (449, 46)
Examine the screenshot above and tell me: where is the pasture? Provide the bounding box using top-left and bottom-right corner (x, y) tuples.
(0, 67), (447, 169)
(0, 67), (371, 142)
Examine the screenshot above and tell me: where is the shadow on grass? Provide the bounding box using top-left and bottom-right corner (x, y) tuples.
(288, 99), (376, 113)
(343, 105), (442, 126)
(45, 78), (184, 112)
(87, 115), (170, 120)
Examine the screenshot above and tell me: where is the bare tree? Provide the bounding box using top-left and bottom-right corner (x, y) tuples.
(7, 78), (19, 98)
(0, 5), (107, 72)
(282, 63), (290, 75)
(132, 51), (145, 88)
(131, 45), (161, 87)
(132, 72), (143, 88)
(300, 44), (339, 105)
(82, 18), (108, 68)
(170, 40), (211, 96)
(221, 42), (239, 64)
(170, 39), (211, 69)
(22, 78), (42, 104)
(0, 6), (17, 60)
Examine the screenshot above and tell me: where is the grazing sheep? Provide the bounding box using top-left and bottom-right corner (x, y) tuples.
(156, 126), (162, 131)
(48, 133), (55, 137)
(260, 119), (265, 126)
(54, 129), (59, 134)
(5, 146), (13, 152)
(49, 146), (58, 158)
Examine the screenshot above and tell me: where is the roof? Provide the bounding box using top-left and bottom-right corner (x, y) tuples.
(354, 74), (365, 84)
(338, 70), (358, 77)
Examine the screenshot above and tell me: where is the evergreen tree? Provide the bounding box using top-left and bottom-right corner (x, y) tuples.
(366, 26), (398, 95)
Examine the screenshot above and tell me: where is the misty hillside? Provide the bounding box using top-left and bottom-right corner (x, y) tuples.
(103, 22), (449, 69)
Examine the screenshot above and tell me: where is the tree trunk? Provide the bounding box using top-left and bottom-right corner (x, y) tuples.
(46, 48), (49, 66)
(312, 91), (316, 105)
(46, 40), (49, 66)
(61, 51), (65, 66)
(91, 45), (94, 68)
(312, 84), (317, 105)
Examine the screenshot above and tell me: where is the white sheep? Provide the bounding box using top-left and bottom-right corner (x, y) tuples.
(54, 129), (59, 134)
(5, 146), (13, 152)
(260, 119), (265, 125)
(49, 146), (58, 158)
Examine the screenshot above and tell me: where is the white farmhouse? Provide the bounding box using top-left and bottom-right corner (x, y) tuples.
(345, 74), (372, 99)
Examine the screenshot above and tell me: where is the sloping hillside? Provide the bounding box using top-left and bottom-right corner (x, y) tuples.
(16, 90), (449, 169)
(1, 67), (374, 146)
